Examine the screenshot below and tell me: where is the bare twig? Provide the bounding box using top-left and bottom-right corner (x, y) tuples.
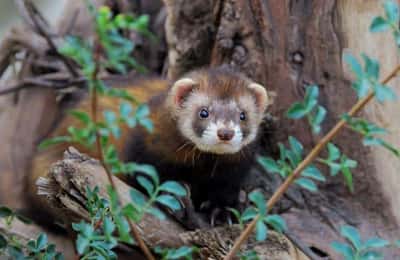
(89, 40), (155, 259)
(14, 0), (79, 77)
(0, 76), (86, 96)
(223, 65), (400, 259)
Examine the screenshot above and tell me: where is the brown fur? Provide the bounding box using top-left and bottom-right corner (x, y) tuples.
(27, 67), (268, 224)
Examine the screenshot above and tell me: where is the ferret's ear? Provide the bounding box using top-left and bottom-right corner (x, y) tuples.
(247, 83), (271, 112)
(168, 78), (198, 108)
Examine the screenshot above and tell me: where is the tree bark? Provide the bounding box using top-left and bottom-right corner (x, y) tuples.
(164, 0), (400, 258)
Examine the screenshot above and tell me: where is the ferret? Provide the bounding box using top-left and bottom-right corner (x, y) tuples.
(27, 66), (270, 226)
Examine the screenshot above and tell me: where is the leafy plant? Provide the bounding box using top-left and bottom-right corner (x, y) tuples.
(0, 233), (63, 260)
(231, 191), (286, 242)
(154, 246), (197, 260)
(286, 85), (327, 134)
(331, 225), (390, 260)
(370, 0), (400, 47)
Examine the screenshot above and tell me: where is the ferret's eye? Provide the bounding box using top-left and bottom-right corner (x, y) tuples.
(240, 111), (246, 121)
(199, 108), (209, 118)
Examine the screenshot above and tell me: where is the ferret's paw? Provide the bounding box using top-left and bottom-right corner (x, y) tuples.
(210, 207), (234, 227)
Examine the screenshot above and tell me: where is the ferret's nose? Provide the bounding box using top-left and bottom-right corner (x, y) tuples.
(217, 129), (235, 141)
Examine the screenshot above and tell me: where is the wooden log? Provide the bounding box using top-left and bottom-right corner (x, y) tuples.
(36, 147), (309, 259)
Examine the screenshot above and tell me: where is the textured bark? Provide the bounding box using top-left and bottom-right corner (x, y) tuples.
(164, 0), (400, 258)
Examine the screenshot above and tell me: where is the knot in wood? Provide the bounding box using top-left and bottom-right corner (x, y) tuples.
(292, 51), (304, 65)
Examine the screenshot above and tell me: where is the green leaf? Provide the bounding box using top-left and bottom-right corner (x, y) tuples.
(384, 0), (399, 23)
(241, 207), (258, 222)
(103, 217), (116, 236)
(370, 17), (390, 32)
(344, 53), (363, 78)
(328, 162), (341, 176)
(69, 110), (91, 124)
(303, 86), (319, 113)
(36, 233), (48, 250)
(374, 84), (397, 102)
(341, 165), (354, 193)
(341, 225), (362, 250)
(122, 204), (141, 222)
(362, 237), (390, 249)
(104, 110), (117, 124)
(357, 78), (371, 98)
(135, 164), (159, 185)
(264, 215), (286, 233)
(362, 54), (380, 80)
(257, 156), (280, 174)
(331, 241), (355, 260)
(15, 214), (32, 224)
(249, 191), (266, 216)
(0, 206), (13, 218)
(295, 178), (318, 192)
(139, 118), (154, 133)
(327, 143), (340, 161)
(129, 188), (147, 208)
(7, 245), (25, 259)
(146, 206), (166, 220)
(76, 235), (89, 254)
(310, 106), (327, 134)
(0, 234), (7, 248)
(137, 176), (154, 195)
(159, 181), (187, 197)
(120, 102), (132, 118)
(136, 104), (150, 118)
(156, 195), (181, 211)
(286, 103), (307, 119)
(228, 208), (242, 226)
(255, 220), (268, 241)
(289, 136), (303, 160)
(360, 251), (384, 260)
(38, 136), (72, 149)
(302, 165), (326, 182)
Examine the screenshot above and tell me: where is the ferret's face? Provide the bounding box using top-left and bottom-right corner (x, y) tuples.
(168, 70), (270, 155)
(179, 93), (260, 154)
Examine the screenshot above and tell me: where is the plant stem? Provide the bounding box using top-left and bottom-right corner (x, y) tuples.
(90, 46), (155, 260)
(223, 64), (400, 260)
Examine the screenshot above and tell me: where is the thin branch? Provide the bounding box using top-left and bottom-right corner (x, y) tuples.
(90, 42), (155, 260)
(0, 76), (86, 96)
(223, 65), (400, 260)
(14, 0), (79, 77)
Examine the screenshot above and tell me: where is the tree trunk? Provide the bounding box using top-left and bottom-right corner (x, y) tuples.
(165, 0), (400, 258)
(1, 0), (399, 259)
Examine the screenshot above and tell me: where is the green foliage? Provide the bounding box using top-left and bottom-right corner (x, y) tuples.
(154, 246), (198, 260)
(74, 180), (186, 258)
(343, 115), (400, 157)
(317, 143), (358, 192)
(258, 136), (325, 192)
(231, 191), (286, 244)
(0, 233), (63, 260)
(370, 0), (400, 47)
(331, 225), (390, 260)
(286, 85), (327, 134)
(344, 53), (397, 102)
(0, 205), (32, 226)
